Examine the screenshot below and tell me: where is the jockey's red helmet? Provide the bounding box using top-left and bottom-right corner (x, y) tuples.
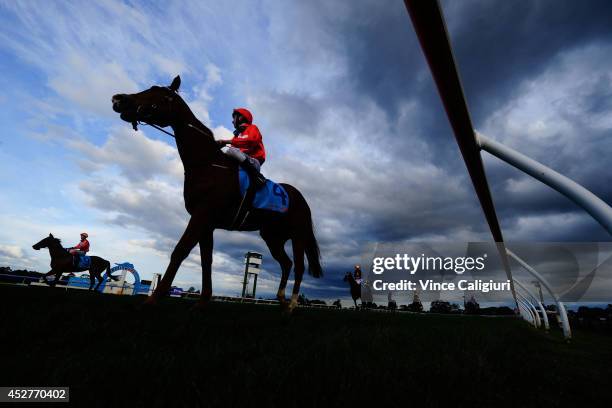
(232, 108), (253, 124)
(81, 232), (88, 238)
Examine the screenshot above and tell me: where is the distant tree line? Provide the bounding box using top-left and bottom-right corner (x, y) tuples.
(0, 266), (45, 284)
(567, 305), (612, 333)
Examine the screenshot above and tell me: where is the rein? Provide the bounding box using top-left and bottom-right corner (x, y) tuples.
(136, 119), (230, 170)
(134, 121), (213, 140)
(135, 121), (176, 138)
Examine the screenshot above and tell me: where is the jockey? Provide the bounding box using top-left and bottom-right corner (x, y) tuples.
(217, 108), (267, 189)
(353, 265), (362, 285)
(69, 232), (90, 256)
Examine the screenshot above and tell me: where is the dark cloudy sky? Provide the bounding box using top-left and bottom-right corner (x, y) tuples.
(0, 0), (611, 303)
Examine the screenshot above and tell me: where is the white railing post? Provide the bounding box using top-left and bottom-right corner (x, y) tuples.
(517, 301), (535, 326)
(507, 249), (571, 339)
(517, 293), (541, 328)
(513, 278), (550, 330)
(475, 132), (612, 236)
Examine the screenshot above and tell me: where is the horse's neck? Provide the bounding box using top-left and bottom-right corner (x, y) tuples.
(172, 111), (221, 170)
(49, 242), (68, 259)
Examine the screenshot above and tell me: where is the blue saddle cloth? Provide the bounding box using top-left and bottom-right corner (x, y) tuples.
(239, 168), (289, 213)
(76, 255), (91, 269)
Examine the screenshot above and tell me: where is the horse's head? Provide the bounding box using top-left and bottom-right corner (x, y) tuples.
(32, 233), (56, 250)
(112, 76), (182, 128)
(343, 272), (352, 282)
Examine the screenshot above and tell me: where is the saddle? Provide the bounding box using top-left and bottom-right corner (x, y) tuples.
(229, 168), (290, 230)
(72, 254), (91, 270)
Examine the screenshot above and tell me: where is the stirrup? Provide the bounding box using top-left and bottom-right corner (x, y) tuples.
(253, 174), (267, 189)
(229, 183), (256, 231)
(240, 161), (266, 190)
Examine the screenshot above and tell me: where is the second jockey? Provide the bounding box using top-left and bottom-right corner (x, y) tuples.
(69, 232), (90, 256)
(353, 264), (362, 285)
(217, 108), (267, 189)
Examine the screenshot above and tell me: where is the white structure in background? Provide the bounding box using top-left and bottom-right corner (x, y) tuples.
(242, 252), (262, 298)
(103, 268), (133, 295)
(148, 273), (161, 296)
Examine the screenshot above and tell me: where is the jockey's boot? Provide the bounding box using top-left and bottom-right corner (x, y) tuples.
(240, 159), (267, 190)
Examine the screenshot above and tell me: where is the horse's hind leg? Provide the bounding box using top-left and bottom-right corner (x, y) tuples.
(288, 238), (305, 311)
(88, 273), (95, 290)
(262, 236), (292, 306)
(92, 267), (104, 292)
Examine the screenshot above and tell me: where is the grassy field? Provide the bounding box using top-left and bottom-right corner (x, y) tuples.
(1, 285), (611, 407)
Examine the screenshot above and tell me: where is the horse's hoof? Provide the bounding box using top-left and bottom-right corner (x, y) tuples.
(189, 300), (210, 312)
(138, 297), (159, 310)
(281, 307), (293, 320)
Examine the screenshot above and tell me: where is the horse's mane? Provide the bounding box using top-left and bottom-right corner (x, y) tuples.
(50, 236), (69, 253)
(173, 94), (214, 138)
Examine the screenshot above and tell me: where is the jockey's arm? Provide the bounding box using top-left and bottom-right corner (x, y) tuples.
(74, 240), (90, 253)
(230, 129), (261, 156)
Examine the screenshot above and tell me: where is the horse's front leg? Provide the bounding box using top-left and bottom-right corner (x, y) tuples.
(192, 229), (214, 309)
(50, 270), (63, 287)
(144, 211), (208, 306)
(41, 270), (54, 285)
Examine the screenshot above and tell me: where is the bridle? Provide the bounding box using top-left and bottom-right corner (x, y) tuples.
(131, 87), (213, 140)
(131, 86), (178, 138)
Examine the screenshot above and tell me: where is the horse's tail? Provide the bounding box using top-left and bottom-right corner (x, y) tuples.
(300, 193), (323, 279)
(305, 216), (323, 278)
(104, 260), (112, 280)
(283, 183), (323, 278)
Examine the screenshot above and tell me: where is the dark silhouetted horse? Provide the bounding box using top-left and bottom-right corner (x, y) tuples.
(343, 272), (361, 308)
(32, 234), (112, 291)
(111, 76), (322, 312)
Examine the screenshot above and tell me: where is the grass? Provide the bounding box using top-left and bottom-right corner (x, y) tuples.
(1, 284), (611, 407)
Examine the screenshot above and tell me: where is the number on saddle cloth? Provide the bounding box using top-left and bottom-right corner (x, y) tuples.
(238, 168), (289, 213)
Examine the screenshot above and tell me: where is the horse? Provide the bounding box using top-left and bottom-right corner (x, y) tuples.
(111, 75), (322, 312)
(32, 234), (113, 291)
(343, 272), (361, 308)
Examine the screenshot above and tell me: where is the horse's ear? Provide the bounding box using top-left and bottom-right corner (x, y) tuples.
(49, 233), (53, 238)
(169, 75), (181, 92)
